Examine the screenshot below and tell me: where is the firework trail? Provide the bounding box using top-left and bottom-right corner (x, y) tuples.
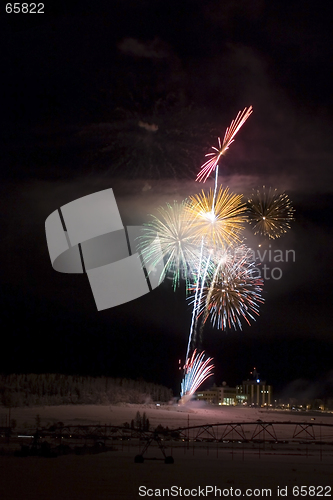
(186, 249), (228, 345)
(187, 186), (247, 250)
(185, 244), (219, 361)
(184, 186), (247, 358)
(185, 237), (205, 362)
(196, 106), (253, 183)
(193, 250), (213, 334)
(184, 186), (246, 356)
(198, 246), (264, 331)
(212, 164), (220, 214)
(247, 187), (295, 239)
(184, 108), (252, 366)
(139, 200), (200, 289)
(181, 349), (214, 397)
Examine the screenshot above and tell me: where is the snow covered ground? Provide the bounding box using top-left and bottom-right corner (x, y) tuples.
(1, 404), (333, 499)
(4, 402), (333, 430)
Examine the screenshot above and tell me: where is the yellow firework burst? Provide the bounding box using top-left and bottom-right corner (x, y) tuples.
(186, 186), (247, 249)
(247, 187), (295, 239)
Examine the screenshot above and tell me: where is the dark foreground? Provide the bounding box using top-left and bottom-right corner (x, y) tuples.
(1, 447), (332, 500)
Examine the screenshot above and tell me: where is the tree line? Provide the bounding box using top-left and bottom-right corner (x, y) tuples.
(0, 373), (173, 407)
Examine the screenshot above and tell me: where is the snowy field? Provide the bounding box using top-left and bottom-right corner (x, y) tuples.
(4, 402), (333, 430)
(1, 404), (333, 499)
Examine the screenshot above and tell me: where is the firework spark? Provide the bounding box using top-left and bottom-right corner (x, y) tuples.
(186, 186), (247, 249)
(181, 349), (214, 397)
(196, 106), (253, 182)
(247, 187), (295, 239)
(139, 200), (199, 289)
(185, 237), (206, 361)
(198, 246), (264, 330)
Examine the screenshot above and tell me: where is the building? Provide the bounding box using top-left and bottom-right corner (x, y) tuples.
(237, 380), (272, 406)
(194, 371), (273, 407)
(195, 383), (237, 405)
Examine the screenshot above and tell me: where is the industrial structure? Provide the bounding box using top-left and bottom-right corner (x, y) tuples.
(195, 368), (272, 406)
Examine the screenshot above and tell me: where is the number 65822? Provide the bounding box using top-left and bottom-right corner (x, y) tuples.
(6, 3), (45, 13)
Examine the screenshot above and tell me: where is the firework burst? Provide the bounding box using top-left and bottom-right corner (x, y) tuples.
(80, 101), (216, 179)
(181, 349), (214, 398)
(186, 186), (247, 249)
(196, 106), (253, 182)
(139, 200), (199, 289)
(247, 187), (295, 239)
(198, 246), (264, 330)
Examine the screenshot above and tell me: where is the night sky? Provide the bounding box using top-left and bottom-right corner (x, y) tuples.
(2, 0), (333, 397)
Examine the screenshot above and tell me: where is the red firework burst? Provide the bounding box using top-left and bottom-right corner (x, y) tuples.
(196, 106), (253, 182)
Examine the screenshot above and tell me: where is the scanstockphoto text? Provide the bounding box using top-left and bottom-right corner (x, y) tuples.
(138, 484), (331, 497)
